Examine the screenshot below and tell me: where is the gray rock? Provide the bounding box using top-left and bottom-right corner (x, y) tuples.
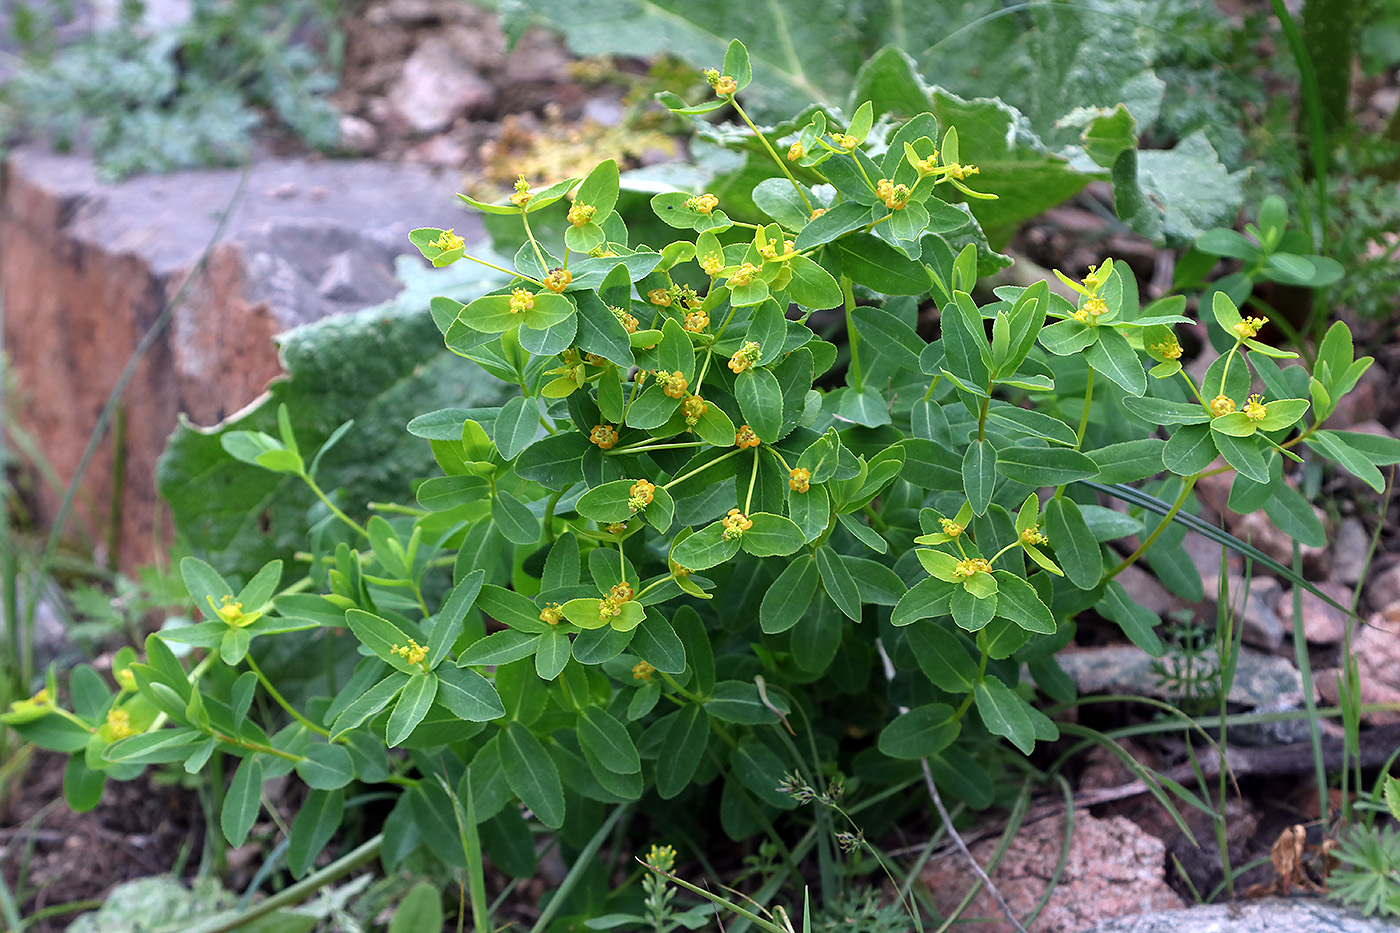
(1332, 518), (1372, 586)
(1086, 897), (1391, 932)
(1200, 573), (1285, 652)
(387, 35), (495, 133)
(1276, 582), (1353, 645)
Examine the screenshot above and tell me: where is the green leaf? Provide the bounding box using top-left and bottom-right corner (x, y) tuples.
(656, 705), (710, 799)
(1163, 423), (1218, 476)
(1098, 579), (1165, 656)
(907, 623), (976, 691)
(816, 545), (861, 621)
(878, 703), (960, 759)
(436, 665), (506, 721)
(740, 512), (805, 557)
(346, 609), (422, 673)
(1044, 497), (1102, 590)
(1087, 438), (1166, 483)
(535, 627), (571, 680)
(493, 490), (541, 546)
(102, 728), (206, 765)
(288, 788), (344, 879)
(974, 677), (1037, 754)
(1085, 326), (1146, 396)
(996, 447), (1099, 487)
(760, 556), (818, 634)
(962, 440), (995, 516)
(500, 720), (565, 828)
(494, 396), (541, 460)
(631, 611), (687, 674)
(786, 254), (842, 310)
(221, 757), (263, 846)
(736, 369), (783, 443)
(951, 585), (996, 631)
(1310, 430), (1386, 492)
(388, 672), (439, 747)
(296, 743), (355, 791)
(1213, 431), (1270, 484)
(1262, 484), (1326, 548)
(670, 523), (741, 571)
(991, 571), (1055, 634)
(892, 576), (956, 626)
(391, 882), (443, 933)
(578, 707), (641, 774)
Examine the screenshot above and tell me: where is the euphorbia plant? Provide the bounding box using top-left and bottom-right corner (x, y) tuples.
(8, 39), (1399, 905)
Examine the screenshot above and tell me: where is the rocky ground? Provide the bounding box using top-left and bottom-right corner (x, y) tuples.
(4, 0), (1400, 930)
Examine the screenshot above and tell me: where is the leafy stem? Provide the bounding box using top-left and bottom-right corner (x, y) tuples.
(244, 653), (331, 738)
(732, 99), (811, 213)
(1105, 474), (1198, 580)
(301, 472), (366, 537)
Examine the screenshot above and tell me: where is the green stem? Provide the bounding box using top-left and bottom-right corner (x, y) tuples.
(842, 277), (863, 391)
(662, 448), (743, 491)
(519, 211), (551, 280)
(744, 448), (760, 514)
(245, 654), (330, 738)
(1074, 367), (1095, 449)
(462, 252), (540, 287)
(302, 473), (366, 537)
(1105, 474), (1198, 580)
(732, 100), (811, 213)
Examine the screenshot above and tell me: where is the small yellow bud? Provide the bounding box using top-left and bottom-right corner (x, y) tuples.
(429, 228), (465, 252)
(657, 370), (688, 399)
(391, 639), (428, 665)
(727, 262), (760, 288)
(1234, 316), (1267, 340)
(510, 175), (533, 208)
(728, 340), (762, 373)
(875, 178), (910, 210)
(1020, 526), (1048, 547)
(953, 558), (993, 578)
(632, 660), (656, 682)
(645, 843), (676, 871)
(939, 518), (964, 537)
(787, 142), (804, 161)
(1209, 395), (1236, 418)
(700, 253), (724, 276)
(682, 394), (708, 427)
(567, 202), (596, 226)
(1082, 295), (1108, 317)
(611, 305), (638, 333)
(105, 708), (135, 740)
(833, 134), (859, 150)
(1152, 338), (1183, 360)
(722, 508), (753, 540)
(684, 193), (719, 214)
(590, 424), (619, 450)
(809, 208), (827, 221)
(116, 668), (136, 692)
(670, 558), (692, 579)
(628, 479), (656, 513)
(543, 268), (573, 293)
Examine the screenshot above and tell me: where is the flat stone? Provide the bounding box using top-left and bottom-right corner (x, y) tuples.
(923, 811), (1182, 932)
(1331, 518), (1371, 586)
(1364, 561), (1400, 613)
(1058, 645), (1304, 713)
(1, 146), (479, 571)
(1086, 897), (1391, 932)
(1200, 573), (1285, 652)
(386, 34), (495, 133)
(1275, 582), (1353, 645)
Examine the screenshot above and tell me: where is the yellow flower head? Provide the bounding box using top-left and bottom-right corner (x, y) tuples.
(684, 310), (710, 333)
(1082, 295), (1109, 318)
(787, 142), (804, 161)
(539, 603), (564, 625)
(429, 228), (464, 252)
(628, 479), (656, 512)
(1234, 316), (1267, 340)
(735, 425), (761, 449)
(213, 595), (244, 624)
(543, 268), (573, 293)
(727, 262), (760, 288)
(632, 660), (656, 682)
(712, 75), (737, 97)
(567, 202), (596, 226)
(953, 558), (993, 578)
(391, 638), (428, 665)
(833, 134), (859, 151)
(722, 508), (753, 540)
(809, 208), (827, 221)
(681, 395), (708, 427)
(728, 340), (762, 373)
(645, 843), (677, 872)
(670, 558), (692, 579)
(105, 708), (135, 740)
(1152, 337), (1183, 360)
(876, 178), (910, 210)
(611, 305), (638, 333)
(685, 193), (720, 214)
(789, 467), (811, 493)
(946, 163), (979, 180)
(116, 668), (136, 691)
(1020, 526), (1048, 547)
(654, 370), (687, 399)
(1244, 394), (1267, 422)
(590, 424), (619, 450)
(647, 288), (673, 307)
(1209, 395), (1236, 417)
(509, 288), (535, 314)
(700, 253), (725, 276)
(598, 581), (634, 620)
(912, 152), (940, 176)
(1081, 263), (1110, 292)
(509, 175), (533, 208)
(939, 518), (964, 538)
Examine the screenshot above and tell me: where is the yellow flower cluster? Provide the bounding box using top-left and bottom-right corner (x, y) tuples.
(509, 175), (532, 208)
(788, 467), (811, 492)
(685, 193), (720, 214)
(1152, 337), (1183, 360)
(735, 425), (761, 449)
(567, 202), (596, 226)
(539, 603), (564, 625)
(543, 268), (572, 293)
(875, 178), (911, 210)
(632, 660), (656, 682)
(647, 288), (672, 307)
(1020, 526), (1048, 546)
(722, 508), (753, 540)
(787, 142), (804, 161)
(953, 558), (993, 578)
(728, 340), (762, 373)
(509, 288), (535, 314)
(1244, 394), (1268, 421)
(214, 596), (245, 624)
(759, 238), (796, 260)
(656, 370), (688, 399)
(391, 638), (428, 665)
(590, 424), (619, 450)
(684, 310), (710, 332)
(429, 228), (464, 252)
(1210, 395), (1236, 417)
(727, 262), (760, 288)
(682, 395), (708, 427)
(106, 708), (135, 740)
(598, 581), (634, 620)
(1234, 316), (1267, 340)
(611, 306), (638, 333)
(628, 479), (655, 512)
(940, 518), (964, 537)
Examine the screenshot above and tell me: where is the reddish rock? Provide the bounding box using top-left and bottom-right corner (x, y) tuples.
(1, 147), (475, 572)
(922, 810), (1183, 932)
(1275, 581), (1354, 644)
